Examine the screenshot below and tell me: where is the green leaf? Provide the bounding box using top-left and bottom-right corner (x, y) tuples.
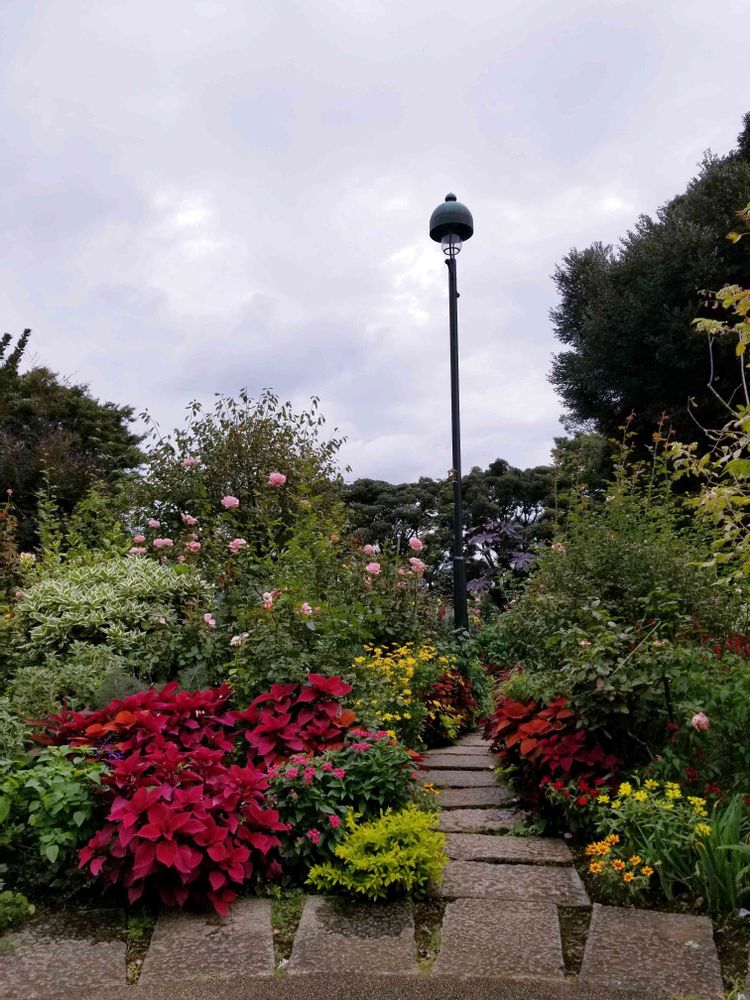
(72, 811), (87, 828)
(44, 844), (59, 864)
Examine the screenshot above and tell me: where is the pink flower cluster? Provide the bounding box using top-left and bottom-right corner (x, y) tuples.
(268, 472), (287, 487)
(153, 538), (174, 550)
(691, 712), (710, 732)
(229, 538), (247, 554)
(181, 513), (198, 527)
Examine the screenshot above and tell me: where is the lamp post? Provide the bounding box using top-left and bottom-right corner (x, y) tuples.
(429, 192), (473, 631)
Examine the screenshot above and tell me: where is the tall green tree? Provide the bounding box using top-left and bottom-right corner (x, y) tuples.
(0, 330), (144, 549)
(550, 113), (750, 444)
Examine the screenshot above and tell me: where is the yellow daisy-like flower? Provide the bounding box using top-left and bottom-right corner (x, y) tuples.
(641, 866), (654, 877)
(618, 782), (633, 797)
(629, 855), (642, 866)
(665, 787), (682, 800)
(694, 822), (712, 838)
(644, 779), (659, 790)
(588, 861), (604, 874)
(611, 799), (623, 809)
(688, 796), (707, 809)
(633, 790), (648, 802)
(605, 834), (620, 845)
(622, 872), (635, 883)
(612, 859), (626, 871)
(597, 794), (610, 805)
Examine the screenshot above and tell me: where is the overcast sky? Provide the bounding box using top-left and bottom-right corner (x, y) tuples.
(1, 1), (747, 482)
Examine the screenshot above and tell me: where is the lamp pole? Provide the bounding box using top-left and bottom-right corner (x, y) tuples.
(429, 193), (474, 630)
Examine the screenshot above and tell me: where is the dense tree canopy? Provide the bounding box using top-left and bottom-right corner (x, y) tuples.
(550, 113), (750, 444)
(0, 330), (144, 549)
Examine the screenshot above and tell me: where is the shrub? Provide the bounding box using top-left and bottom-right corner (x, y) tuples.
(268, 731), (419, 871)
(0, 747), (106, 886)
(306, 805), (446, 900)
(0, 701), (26, 760)
(0, 889), (35, 933)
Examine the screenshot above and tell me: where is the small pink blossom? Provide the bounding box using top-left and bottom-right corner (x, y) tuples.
(320, 762), (334, 773)
(409, 537), (424, 551)
(365, 562), (381, 575)
(153, 538), (174, 550)
(374, 730), (390, 740)
(306, 828), (321, 845)
(147, 518), (160, 529)
(303, 767), (316, 785)
(351, 741), (371, 752)
(221, 495), (240, 509)
(181, 513), (198, 527)
(203, 612), (216, 628)
(229, 633), (248, 647)
(263, 601), (273, 610)
(397, 581), (407, 589)
(19, 552), (36, 563)
(155, 615), (167, 625)
(177, 555), (186, 563)
(14, 590), (25, 600)
(128, 546), (147, 557)
(328, 814), (341, 829)
(184, 540), (201, 553)
(691, 712), (710, 732)
(268, 471), (287, 487)
(182, 456), (199, 469)
(229, 537), (247, 554)
(299, 602), (313, 616)
(332, 768), (346, 779)
(133, 534), (146, 544)
(362, 544), (376, 555)
(291, 754), (308, 765)
(285, 767), (299, 780)
(330, 533), (340, 542)
(408, 557), (426, 575)
(551, 542), (567, 553)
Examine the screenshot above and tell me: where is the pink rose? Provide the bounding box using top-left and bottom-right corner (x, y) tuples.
(691, 712), (710, 732)
(365, 562), (381, 575)
(133, 534), (146, 543)
(299, 602), (313, 616)
(268, 471), (287, 487)
(153, 538), (174, 550)
(362, 544), (376, 555)
(328, 814), (341, 829)
(408, 557), (426, 575)
(221, 495), (240, 509)
(182, 456), (199, 469)
(409, 537), (423, 551)
(229, 538), (248, 554)
(184, 540), (201, 553)
(128, 546), (147, 557)
(203, 612), (216, 628)
(147, 518), (160, 529)
(181, 513), (198, 527)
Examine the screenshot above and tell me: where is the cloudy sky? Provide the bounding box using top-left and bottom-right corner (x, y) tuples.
(1, 1), (747, 482)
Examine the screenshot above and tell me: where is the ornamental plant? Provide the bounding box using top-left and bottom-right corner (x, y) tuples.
(268, 730), (420, 872)
(584, 834), (655, 905)
(306, 805), (446, 901)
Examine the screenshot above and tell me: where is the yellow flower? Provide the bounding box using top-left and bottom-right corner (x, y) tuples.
(612, 859), (626, 871)
(629, 855), (642, 866)
(618, 782), (633, 797)
(622, 872), (635, 883)
(688, 796), (707, 809)
(605, 834), (620, 845)
(633, 790), (648, 802)
(641, 866), (654, 877)
(665, 786), (682, 800)
(588, 861), (604, 874)
(694, 823), (712, 838)
(611, 800), (623, 809)
(644, 779), (659, 790)
(597, 794), (610, 805)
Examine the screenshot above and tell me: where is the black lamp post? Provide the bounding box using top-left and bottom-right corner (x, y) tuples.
(429, 192), (473, 631)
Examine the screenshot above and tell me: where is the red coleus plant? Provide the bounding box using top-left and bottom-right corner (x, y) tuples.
(423, 671), (478, 746)
(484, 695), (617, 781)
(234, 674), (356, 768)
(79, 742), (288, 916)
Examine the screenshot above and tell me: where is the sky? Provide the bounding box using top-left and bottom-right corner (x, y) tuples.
(1, 1), (748, 483)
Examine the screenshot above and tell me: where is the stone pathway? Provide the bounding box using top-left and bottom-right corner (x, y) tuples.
(0, 732), (740, 999)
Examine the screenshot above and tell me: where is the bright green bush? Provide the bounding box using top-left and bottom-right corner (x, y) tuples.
(306, 806), (446, 900)
(0, 747), (106, 887)
(0, 889), (35, 933)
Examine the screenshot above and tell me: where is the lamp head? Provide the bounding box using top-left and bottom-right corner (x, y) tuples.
(429, 193), (473, 255)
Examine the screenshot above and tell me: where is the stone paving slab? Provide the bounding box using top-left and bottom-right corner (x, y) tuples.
(433, 899), (565, 980)
(579, 904), (723, 1000)
(423, 744), (496, 757)
(438, 785), (516, 809)
(420, 768), (498, 788)
(438, 860), (590, 907)
(455, 734), (491, 747)
(288, 897), (418, 976)
(444, 833), (572, 865)
(139, 898), (274, 983)
(0, 912), (125, 999)
(420, 754), (495, 770)
(438, 807), (524, 833)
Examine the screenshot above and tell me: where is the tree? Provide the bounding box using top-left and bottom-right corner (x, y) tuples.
(550, 113), (750, 445)
(0, 330), (144, 549)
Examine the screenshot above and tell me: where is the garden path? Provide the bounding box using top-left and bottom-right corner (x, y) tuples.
(0, 733), (736, 1000)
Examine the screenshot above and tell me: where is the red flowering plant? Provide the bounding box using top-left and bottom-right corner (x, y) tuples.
(422, 671), (478, 747)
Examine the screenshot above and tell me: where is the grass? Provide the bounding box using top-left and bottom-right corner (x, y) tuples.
(123, 910), (157, 985)
(413, 899), (445, 970)
(270, 888), (305, 968)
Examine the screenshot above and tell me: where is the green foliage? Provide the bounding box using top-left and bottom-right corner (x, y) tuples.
(550, 116), (750, 445)
(0, 701), (27, 760)
(306, 806), (446, 900)
(0, 889), (34, 933)
(0, 330), (143, 550)
(0, 747), (106, 887)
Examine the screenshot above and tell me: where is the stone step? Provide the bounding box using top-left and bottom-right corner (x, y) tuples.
(437, 785), (516, 809)
(438, 807), (524, 833)
(0, 911), (125, 1000)
(419, 754), (495, 771)
(139, 898), (274, 984)
(438, 860), (590, 907)
(422, 744), (495, 757)
(432, 899), (565, 980)
(454, 734), (490, 748)
(420, 769), (498, 788)
(444, 833), (572, 865)
(288, 897), (418, 976)
(579, 904), (723, 1000)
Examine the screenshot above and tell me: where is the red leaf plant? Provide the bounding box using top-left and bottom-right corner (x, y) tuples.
(79, 742), (288, 916)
